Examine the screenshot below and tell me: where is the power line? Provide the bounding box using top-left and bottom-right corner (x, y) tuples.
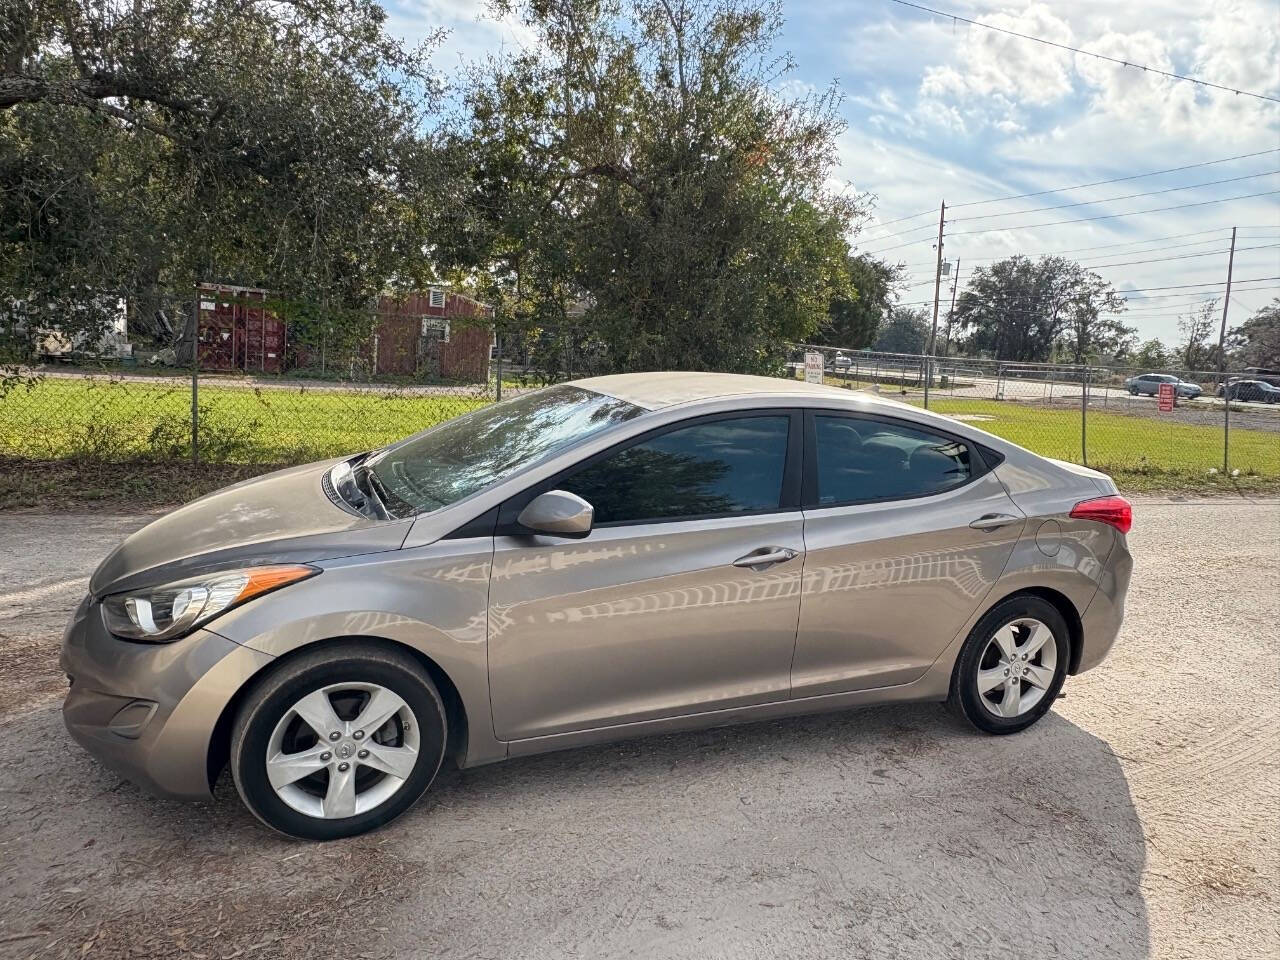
(1078, 243), (1278, 270)
(863, 207), (938, 230)
(943, 189), (1280, 238)
(862, 151), (1280, 236)
(950, 152), (1280, 210)
(861, 220), (943, 244)
(894, 229), (1237, 268)
(888, 0), (1280, 104)
(1114, 277), (1276, 293)
(896, 243), (1275, 286)
(950, 171), (1278, 223)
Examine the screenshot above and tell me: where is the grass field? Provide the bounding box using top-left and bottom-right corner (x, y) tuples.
(0, 376), (490, 463)
(923, 397), (1279, 490)
(1, 374), (1277, 497)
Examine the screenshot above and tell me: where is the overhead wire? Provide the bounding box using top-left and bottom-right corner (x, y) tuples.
(941, 190), (1280, 238)
(887, 0), (1280, 103)
(949, 171), (1278, 223)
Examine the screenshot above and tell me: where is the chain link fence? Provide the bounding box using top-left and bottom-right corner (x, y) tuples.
(787, 344), (1280, 485)
(0, 369), (497, 465)
(3, 330), (1278, 489)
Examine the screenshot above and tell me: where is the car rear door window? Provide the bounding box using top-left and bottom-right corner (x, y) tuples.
(814, 416), (973, 505)
(558, 416), (791, 524)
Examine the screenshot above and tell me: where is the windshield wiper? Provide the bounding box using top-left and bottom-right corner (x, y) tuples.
(356, 463), (413, 520)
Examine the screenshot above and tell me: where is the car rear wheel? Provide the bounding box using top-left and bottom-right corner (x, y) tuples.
(948, 596), (1069, 735)
(230, 642), (447, 840)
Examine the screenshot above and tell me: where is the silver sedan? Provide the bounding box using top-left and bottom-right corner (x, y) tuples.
(62, 373), (1132, 839)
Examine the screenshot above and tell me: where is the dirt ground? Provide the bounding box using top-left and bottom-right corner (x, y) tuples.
(0, 499), (1276, 960)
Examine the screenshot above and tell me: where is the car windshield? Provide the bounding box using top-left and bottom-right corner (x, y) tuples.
(366, 385), (645, 515)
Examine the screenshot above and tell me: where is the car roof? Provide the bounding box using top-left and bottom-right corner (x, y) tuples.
(569, 371), (904, 411)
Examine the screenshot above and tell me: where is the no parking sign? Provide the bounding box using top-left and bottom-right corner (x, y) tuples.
(1158, 382), (1175, 412)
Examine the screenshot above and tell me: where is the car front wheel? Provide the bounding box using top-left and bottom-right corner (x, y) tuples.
(230, 642), (447, 840)
(948, 596), (1069, 735)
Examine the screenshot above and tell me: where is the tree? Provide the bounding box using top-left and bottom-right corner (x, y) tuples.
(952, 256), (1129, 362)
(1058, 273), (1131, 363)
(1228, 299), (1280, 369)
(1131, 337), (1172, 370)
(1177, 299), (1219, 370)
(873, 307), (929, 354)
(2, 1), (447, 356)
(451, 0), (861, 375)
(815, 254), (902, 349)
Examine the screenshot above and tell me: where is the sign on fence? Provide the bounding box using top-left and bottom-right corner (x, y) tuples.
(804, 352), (824, 384)
(1158, 382), (1175, 412)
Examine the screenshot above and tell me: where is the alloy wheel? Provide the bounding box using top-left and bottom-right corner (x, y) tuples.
(265, 682), (420, 819)
(975, 618), (1058, 719)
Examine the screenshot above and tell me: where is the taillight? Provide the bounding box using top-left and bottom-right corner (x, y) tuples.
(1069, 495), (1132, 534)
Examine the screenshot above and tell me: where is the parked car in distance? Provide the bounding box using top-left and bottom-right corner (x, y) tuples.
(1216, 379), (1280, 403)
(1123, 373), (1202, 399)
(832, 352), (853, 370)
(63, 373), (1132, 840)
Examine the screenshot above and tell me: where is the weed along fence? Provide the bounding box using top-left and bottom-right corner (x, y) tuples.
(1, 344), (1278, 491)
(788, 345), (1280, 488)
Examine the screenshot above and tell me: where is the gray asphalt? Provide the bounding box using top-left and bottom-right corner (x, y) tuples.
(0, 500), (1276, 959)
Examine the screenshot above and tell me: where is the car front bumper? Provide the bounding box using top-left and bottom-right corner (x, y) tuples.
(60, 597), (275, 800)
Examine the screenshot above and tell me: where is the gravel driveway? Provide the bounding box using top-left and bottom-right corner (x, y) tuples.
(0, 499), (1276, 960)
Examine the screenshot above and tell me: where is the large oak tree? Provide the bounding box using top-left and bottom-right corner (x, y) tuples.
(440, 0), (861, 375)
(2, 0), (446, 355)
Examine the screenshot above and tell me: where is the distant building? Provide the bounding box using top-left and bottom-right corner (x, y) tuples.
(195, 284), (493, 381)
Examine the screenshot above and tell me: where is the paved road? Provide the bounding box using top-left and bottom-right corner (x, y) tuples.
(0, 500), (1276, 959)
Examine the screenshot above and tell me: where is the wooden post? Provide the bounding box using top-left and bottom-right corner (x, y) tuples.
(1218, 227), (1236, 473)
(924, 201), (946, 409)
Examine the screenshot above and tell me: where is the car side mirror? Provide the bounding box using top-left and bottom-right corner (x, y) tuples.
(517, 490), (594, 538)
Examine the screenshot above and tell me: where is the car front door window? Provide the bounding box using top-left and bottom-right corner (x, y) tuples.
(556, 415), (791, 524)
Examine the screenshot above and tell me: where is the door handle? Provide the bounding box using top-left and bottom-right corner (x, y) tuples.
(732, 547), (799, 569)
(969, 513), (1020, 530)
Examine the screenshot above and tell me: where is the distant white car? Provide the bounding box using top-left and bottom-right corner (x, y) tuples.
(832, 352), (853, 370)
(1123, 373), (1202, 399)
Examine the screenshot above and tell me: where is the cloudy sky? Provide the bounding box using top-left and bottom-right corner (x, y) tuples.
(386, 1), (1280, 344)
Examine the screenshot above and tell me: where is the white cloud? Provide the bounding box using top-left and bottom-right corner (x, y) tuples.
(919, 3), (1076, 106)
(829, 1), (1280, 340)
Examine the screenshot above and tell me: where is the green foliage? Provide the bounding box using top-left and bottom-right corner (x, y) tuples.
(817, 255), (902, 349)
(1229, 299), (1280, 369)
(873, 307), (929, 354)
(1177, 299), (1220, 370)
(146, 404), (258, 462)
(2, 0), (447, 351)
(443, 0), (861, 374)
(953, 256), (1131, 362)
(1131, 337), (1173, 370)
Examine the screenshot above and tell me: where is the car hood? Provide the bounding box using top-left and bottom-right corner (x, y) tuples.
(89, 459), (413, 596)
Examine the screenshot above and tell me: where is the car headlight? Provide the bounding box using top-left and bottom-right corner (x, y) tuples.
(101, 565), (318, 642)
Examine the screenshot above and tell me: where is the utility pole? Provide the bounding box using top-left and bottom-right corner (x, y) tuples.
(1218, 226), (1236, 473)
(942, 258), (961, 357)
(924, 200), (946, 409)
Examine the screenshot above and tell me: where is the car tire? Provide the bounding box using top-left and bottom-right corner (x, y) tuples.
(230, 642), (447, 841)
(947, 595), (1070, 736)
(1128, 387), (1138, 395)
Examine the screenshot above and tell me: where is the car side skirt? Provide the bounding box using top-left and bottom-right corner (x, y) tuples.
(498, 635), (963, 762)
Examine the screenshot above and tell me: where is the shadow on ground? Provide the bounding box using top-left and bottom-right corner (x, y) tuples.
(0, 700), (1148, 960)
